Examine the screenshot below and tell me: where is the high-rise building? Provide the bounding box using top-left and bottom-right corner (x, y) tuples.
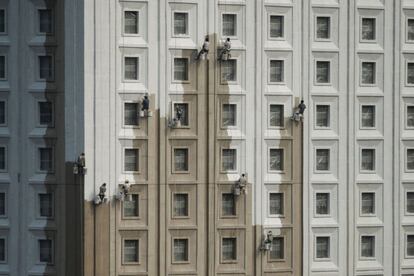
(4, 0), (414, 275)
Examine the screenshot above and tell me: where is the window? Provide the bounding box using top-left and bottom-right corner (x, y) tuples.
(269, 60), (284, 83)
(0, 238), (5, 262)
(39, 239), (53, 263)
(269, 193), (284, 215)
(39, 56), (53, 81)
(361, 236), (375, 258)
(0, 55), (5, 79)
(222, 59), (237, 82)
(361, 62), (375, 84)
(316, 105), (330, 128)
(408, 192), (414, 213)
(408, 19), (414, 41)
(174, 12), (188, 36)
(0, 101), (5, 125)
(269, 15), (283, 38)
(174, 103), (189, 126)
(0, 10), (5, 33)
(361, 105), (375, 128)
(315, 193), (330, 215)
(408, 63), (414, 85)
(222, 237), (237, 261)
(124, 103), (139, 126)
(0, 147), (5, 171)
(270, 237), (284, 260)
(316, 149), (330, 171)
(38, 9), (53, 34)
(39, 147), (53, 172)
(39, 193), (53, 218)
(173, 193), (188, 217)
(0, 193), (5, 216)
(174, 148), (188, 172)
(408, 106), (414, 127)
(361, 18), (376, 41)
(173, 239), (188, 262)
(222, 14), (236, 36)
(408, 149), (414, 170)
(124, 57), (138, 80)
(316, 17), (330, 39)
(269, 148), (283, 171)
(361, 149), (375, 171)
(316, 236), (330, 259)
(407, 235), (414, 256)
(124, 11), (138, 34)
(316, 61), (330, 84)
(222, 193), (236, 216)
(173, 58), (188, 81)
(222, 149), (236, 171)
(123, 194), (139, 217)
(269, 104), (284, 127)
(361, 192), (375, 215)
(124, 148), (139, 172)
(222, 104), (236, 127)
(123, 239), (139, 263)
(39, 101), (53, 126)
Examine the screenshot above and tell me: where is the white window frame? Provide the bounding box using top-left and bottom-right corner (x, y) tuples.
(406, 190), (414, 216)
(314, 59), (331, 86)
(220, 236), (238, 263)
(172, 147), (190, 174)
(0, 190), (8, 218)
(220, 58), (238, 84)
(359, 191), (376, 217)
(406, 60), (414, 87)
(359, 235), (376, 260)
(38, 146), (54, 173)
(172, 237), (190, 264)
(0, 236), (7, 263)
(123, 55), (140, 82)
(268, 104), (284, 129)
(123, 147), (140, 173)
(37, 54), (55, 82)
(122, 238), (140, 264)
(37, 238), (54, 265)
(407, 17), (414, 43)
(123, 101), (140, 128)
(37, 192), (54, 220)
(172, 57), (190, 83)
(221, 102), (238, 129)
(0, 145), (7, 172)
(314, 191), (331, 217)
(0, 100), (7, 127)
(268, 14), (284, 40)
(172, 101), (190, 128)
(172, 192), (189, 219)
(268, 191), (285, 218)
(220, 147), (238, 173)
(406, 233), (414, 259)
(268, 59), (285, 84)
(360, 16), (377, 43)
(0, 9), (7, 35)
(314, 15), (331, 42)
(360, 60), (377, 87)
(268, 236), (285, 262)
(314, 235), (331, 261)
(37, 8), (54, 35)
(268, 147), (285, 173)
(221, 192), (237, 218)
(314, 147), (331, 173)
(37, 100), (55, 128)
(314, 104), (331, 129)
(360, 104), (376, 129)
(172, 11), (189, 38)
(407, 104), (414, 129)
(0, 55), (7, 81)
(122, 9), (140, 36)
(122, 193), (140, 219)
(360, 148), (376, 173)
(221, 12), (237, 38)
(407, 148), (414, 172)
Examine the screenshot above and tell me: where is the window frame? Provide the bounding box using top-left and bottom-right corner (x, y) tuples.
(359, 192), (376, 217)
(122, 238), (140, 265)
(0, 236), (7, 263)
(268, 59), (285, 84)
(220, 58), (238, 84)
(0, 191), (7, 218)
(268, 14), (284, 40)
(123, 147), (140, 173)
(406, 190), (414, 215)
(37, 54), (55, 82)
(37, 238), (54, 265)
(0, 145), (6, 172)
(268, 147), (285, 173)
(37, 8), (54, 35)
(172, 102), (190, 128)
(122, 193), (140, 219)
(172, 147), (190, 174)
(268, 191), (285, 218)
(38, 146), (54, 173)
(314, 191), (331, 217)
(221, 13), (237, 38)
(360, 148), (376, 173)
(360, 16), (377, 43)
(360, 61), (377, 86)
(268, 236), (285, 262)
(314, 147), (331, 173)
(0, 55), (7, 81)
(37, 100), (55, 128)
(406, 233), (414, 258)
(407, 104), (414, 129)
(268, 104), (284, 129)
(0, 9), (7, 35)
(37, 192), (54, 219)
(360, 235), (376, 260)
(407, 148), (414, 172)
(172, 237), (190, 264)
(123, 9), (140, 36)
(123, 55), (140, 82)
(0, 100), (7, 127)
(123, 101), (140, 128)
(360, 104), (376, 129)
(221, 103), (237, 129)
(172, 57), (190, 83)
(172, 192), (189, 219)
(221, 192), (237, 218)
(314, 104), (331, 129)
(220, 236), (238, 263)
(407, 18), (414, 43)
(172, 11), (189, 37)
(314, 59), (331, 85)
(315, 15), (331, 41)
(314, 235), (331, 261)
(220, 148), (238, 173)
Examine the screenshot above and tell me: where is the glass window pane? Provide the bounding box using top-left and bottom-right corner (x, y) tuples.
(123, 194), (139, 217)
(361, 62), (375, 84)
(39, 148), (53, 171)
(408, 149), (414, 171)
(124, 239), (138, 263)
(174, 193), (188, 217)
(269, 60), (284, 83)
(222, 60), (237, 82)
(361, 149), (375, 171)
(0, 10), (5, 33)
(0, 238), (5, 261)
(0, 56), (5, 79)
(222, 149), (236, 171)
(361, 236), (375, 258)
(173, 239), (188, 262)
(316, 193), (329, 215)
(39, 239), (52, 263)
(361, 105), (375, 128)
(39, 193), (53, 217)
(174, 13), (188, 35)
(316, 237), (330, 259)
(39, 102), (53, 125)
(39, 56), (53, 80)
(124, 148), (139, 172)
(0, 147), (5, 171)
(316, 149), (330, 171)
(0, 101), (5, 125)
(39, 9), (52, 34)
(124, 57), (138, 80)
(222, 104), (236, 127)
(269, 148), (283, 171)
(269, 105), (283, 127)
(361, 192), (375, 214)
(316, 61), (330, 83)
(124, 103), (138, 126)
(222, 193), (236, 216)
(174, 148), (188, 172)
(270, 237), (284, 260)
(408, 19), (414, 41)
(408, 106), (414, 127)
(362, 18), (376, 40)
(222, 14), (236, 36)
(174, 103), (189, 126)
(222, 238), (237, 261)
(269, 193), (283, 215)
(407, 235), (414, 256)
(316, 17), (330, 39)
(0, 193), (5, 216)
(124, 11), (138, 34)
(408, 63), (414, 84)
(174, 58), (188, 81)
(316, 105), (330, 127)
(270, 15), (283, 38)
(407, 192), (414, 213)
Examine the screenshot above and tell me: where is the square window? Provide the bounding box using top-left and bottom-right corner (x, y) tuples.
(270, 237), (284, 260)
(39, 56), (53, 81)
(222, 59), (237, 82)
(408, 106), (414, 127)
(124, 11), (138, 34)
(123, 239), (139, 263)
(124, 57), (139, 80)
(124, 103), (139, 126)
(361, 236), (375, 258)
(408, 149), (414, 171)
(361, 62), (376, 84)
(173, 238), (188, 262)
(38, 9), (53, 34)
(39, 239), (53, 263)
(174, 103), (189, 126)
(39, 193), (53, 218)
(316, 61), (330, 84)
(361, 105), (375, 128)
(0, 55), (6, 79)
(407, 192), (414, 213)
(0, 147), (5, 171)
(0, 238), (5, 262)
(173, 58), (189, 81)
(222, 14), (236, 36)
(0, 192), (5, 216)
(222, 193), (236, 216)
(408, 63), (414, 85)
(123, 194), (139, 217)
(316, 149), (330, 171)
(222, 237), (237, 261)
(316, 236), (330, 259)
(361, 18), (376, 41)
(407, 235), (414, 256)
(222, 148), (237, 171)
(0, 101), (5, 125)
(361, 149), (375, 171)
(222, 104), (236, 127)
(408, 19), (414, 41)
(316, 105), (330, 128)
(269, 15), (283, 38)
(315, 193), (330, 215)
(269, 60), (284, 83)
(39, 147), (53, 172)
(124, 148), (139, 172)
(269, 104), (284, 127)
(0, 10), (5, 34)
(269, 148), (284, 171)
(269, 192), (284, 215)
(174, 12), (188, 36)
(174, 148), (188, 172)
(173, 193), (188, 217)
(316, 17), (330, 39)
(361, 192), (375, 215)
(39, 101), (53, 126)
